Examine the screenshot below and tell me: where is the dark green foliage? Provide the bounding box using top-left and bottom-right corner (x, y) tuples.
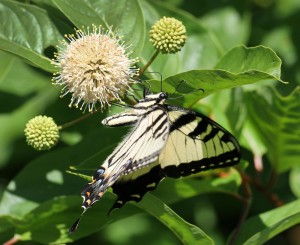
(0, 0), (299, 244)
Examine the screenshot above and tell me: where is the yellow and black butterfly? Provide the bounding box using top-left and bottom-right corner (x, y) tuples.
(70, 90), (240, 233)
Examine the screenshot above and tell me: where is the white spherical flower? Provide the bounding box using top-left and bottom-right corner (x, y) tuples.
(53, 25), (139, 112)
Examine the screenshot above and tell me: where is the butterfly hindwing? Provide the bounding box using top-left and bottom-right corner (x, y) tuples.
(109, 163), (163, 213)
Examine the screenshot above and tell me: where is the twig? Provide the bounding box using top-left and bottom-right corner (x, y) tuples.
(229, 171), (252, 245)
(138, 50), (160, 77)
(59, 111), (96, 129)
(266, 168), (278, 190)
(250, 175), (284, 207)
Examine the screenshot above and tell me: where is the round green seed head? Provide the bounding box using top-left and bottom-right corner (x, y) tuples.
(149, 17), (187, 54)
(24, 116), (60, 151)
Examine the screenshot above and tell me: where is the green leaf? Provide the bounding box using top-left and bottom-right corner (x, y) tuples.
(215, 45), (282, 80)
(0, 86), (59, 167)
(290, 166), (300, 198)
(52, 0), (145, 57)
(153, 168), (241, 205)
(233, 199), (300, 245)
(201, 7), (251, 51)
(243, 86), (300, 172)
(136, 194), (214, 245)
(162, 68), (278, 108)
(12, 195), (128, 244)
(0, 125), (132, 243)
(225, 88), (267, 153)
(0, 0), (61, 72)
(0, 125), (123, 218)
(147, 46), (283, 108)
(15, 196), (79, 243)
(0, 51), (49, 96)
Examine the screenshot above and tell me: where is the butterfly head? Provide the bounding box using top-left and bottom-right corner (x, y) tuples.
(139, 92), (168, 106)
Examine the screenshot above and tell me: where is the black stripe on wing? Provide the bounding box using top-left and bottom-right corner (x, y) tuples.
(162, 105), (240, 178)
(107, 108), (167, 168)
(162, 149), (240, 178)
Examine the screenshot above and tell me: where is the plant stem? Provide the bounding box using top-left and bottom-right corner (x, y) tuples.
(266, 168), (278, 190)
(243, 167), (284, 208)
(59, 111), (96, 129)
(139, 50), (160, 77)
(3, 235), (20, 245)
(250, 176), (284, 207)
(229, 171), (252, 245)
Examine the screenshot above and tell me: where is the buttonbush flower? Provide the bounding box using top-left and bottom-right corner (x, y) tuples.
(24, 116), (60, 151)
(53, 25), (139, 112)
(150, 17), (187, 54)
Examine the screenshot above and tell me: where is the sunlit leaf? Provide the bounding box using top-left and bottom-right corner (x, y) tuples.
(243, 86), (300, 172)
(201, 7), (251, 50)
(0, 51), (49, 96)
(233, 199), (300, 245)
(52, 0), (145, 57)
(290, 166), (300, 198)
(0, 0), (61, 72)
(136, 194), (213, 245)
(146, 46), (284, 108)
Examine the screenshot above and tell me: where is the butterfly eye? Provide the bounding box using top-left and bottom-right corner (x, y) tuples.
(93, 167), (105, 180)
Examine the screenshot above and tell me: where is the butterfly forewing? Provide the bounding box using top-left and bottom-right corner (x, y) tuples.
(80, 98), (169, 211)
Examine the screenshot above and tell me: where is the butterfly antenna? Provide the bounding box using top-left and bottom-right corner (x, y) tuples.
(169, 80), (205, 100)
(159, 73), (163, 92)
(141, 80), (151, 98)
(142, 71), (163, 92)
(169, 80), (188, 98)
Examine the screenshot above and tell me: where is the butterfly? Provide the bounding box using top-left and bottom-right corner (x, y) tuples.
(69, 90), (240, 233)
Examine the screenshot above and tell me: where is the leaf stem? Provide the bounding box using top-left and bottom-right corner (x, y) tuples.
(229, 171), (252, 245)
(139, 50), (160, 77)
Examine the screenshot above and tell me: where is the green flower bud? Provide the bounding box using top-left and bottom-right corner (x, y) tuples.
(150, 17), (187, 54)
(24, 116), (60, 151)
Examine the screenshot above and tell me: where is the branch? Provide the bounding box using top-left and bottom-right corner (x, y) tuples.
(228, 171), (252, 245)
